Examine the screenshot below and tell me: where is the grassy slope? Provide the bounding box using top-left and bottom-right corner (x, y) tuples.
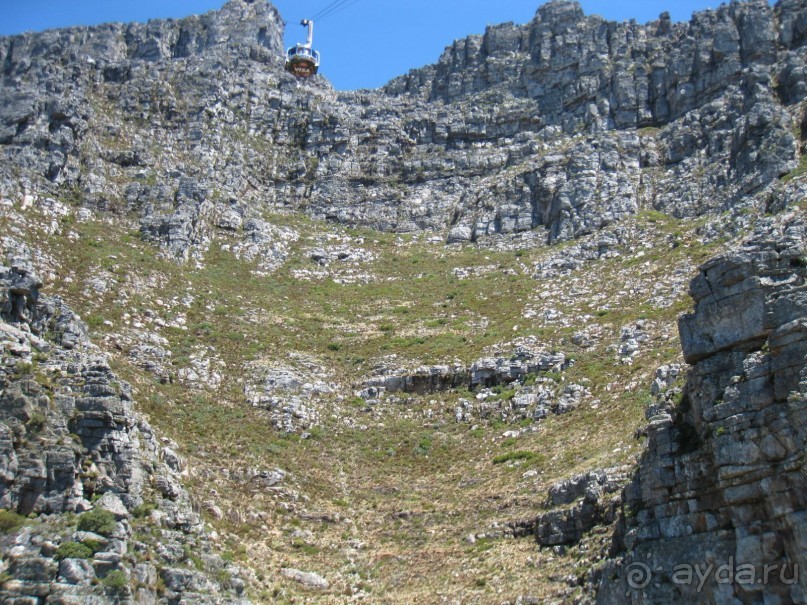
(0, 196), (738, 603)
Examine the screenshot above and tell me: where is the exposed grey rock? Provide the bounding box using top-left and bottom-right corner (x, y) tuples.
(230, 218), (299, 275)
(616, 321), (652, 363)
(2, 0), (804, 259)
(597, 215), (807, 604)
(244, 355), (333, 432)
(553, 384), (589, 415)
(363, 345), (568, 397)
(128, 338), (172, 383)
(155, 472), (183, 500)
(534, 468), (628, 546)
(498, 467), (629, 547)
(649, 364), (682, 397)
(280, 567), (329, 590)
(2, 1), (807, 603)
(176, 347), (224, 390)
(57, 558), (95, 586)
(1, 263), (43, 324)
(161, 446), (183, 474)
(133, 563), (158, 588)
(364, 363), (468, 395)
(0, 245), (249, 603)
(252, 468), (286, 487)
(93, 492), (129, 520)
(447, 225), (474, 244)
(548, 469), (627, 508)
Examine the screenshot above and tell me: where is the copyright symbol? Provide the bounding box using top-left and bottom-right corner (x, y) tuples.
(626, 562), (652, 590)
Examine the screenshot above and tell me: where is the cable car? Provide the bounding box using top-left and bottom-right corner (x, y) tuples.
(285, 19), (320, 78)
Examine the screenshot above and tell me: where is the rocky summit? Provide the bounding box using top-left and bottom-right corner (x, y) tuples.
(1, 0), (807, 603)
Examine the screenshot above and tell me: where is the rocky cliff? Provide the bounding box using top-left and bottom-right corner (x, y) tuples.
(2, 0), (806, 256)
(0, 247), (249, 602)
(1, 0), (807, 603)
(596, 214), (807, 603)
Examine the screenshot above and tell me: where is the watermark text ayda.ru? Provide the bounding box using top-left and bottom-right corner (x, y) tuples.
(626, 557), (799, 593)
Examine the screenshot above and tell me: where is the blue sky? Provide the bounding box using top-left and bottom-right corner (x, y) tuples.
(1, 0), (775, 90)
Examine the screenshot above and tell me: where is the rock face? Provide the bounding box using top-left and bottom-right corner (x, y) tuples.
(327, 0), (804, 240)
(1, 0), (807, 602)
(0, 247), (247, 601)
(0, 260), (145, 516)
(596, 214), (807, 604)
(361, 345), (567, 395)
(535, 468), (627, 546)
(1, 0), (806, 260)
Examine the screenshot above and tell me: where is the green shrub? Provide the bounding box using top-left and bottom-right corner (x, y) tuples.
(13, 362), (34, 377)
(497, 388), (516, 401)
(133, 502), (157, 519)
(415, 434), (433, 455)
(0, 510), (27, 533)
(291, 539), (319, 555)
(102, 570), (129, 593)
(27, 412), (46, 431)
(55, 541), (93, 560)
(81, 538), (104, 553)
(77, 508), (117, 536)
(86, 314), (106, 328)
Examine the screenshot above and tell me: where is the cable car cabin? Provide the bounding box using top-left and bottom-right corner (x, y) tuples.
(285, 19), (320, 78)
(285, 46), (320, 77)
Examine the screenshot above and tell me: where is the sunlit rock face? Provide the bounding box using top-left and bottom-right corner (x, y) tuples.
(1, 0), (807, 602)
(597, 217), (807, 604)
(1, 0), (805, 257)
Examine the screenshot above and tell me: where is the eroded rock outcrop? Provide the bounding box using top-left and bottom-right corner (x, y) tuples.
(0, 249), (248, 602)
(1, 0), (806, 260)
(596, 214), (807, 603)
(2, 0), (807, 602)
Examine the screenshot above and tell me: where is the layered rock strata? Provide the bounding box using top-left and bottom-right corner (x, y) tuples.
(596, 215), (807, 604)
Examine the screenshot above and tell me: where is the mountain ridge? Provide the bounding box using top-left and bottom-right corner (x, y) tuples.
(1, 0), (807, 603)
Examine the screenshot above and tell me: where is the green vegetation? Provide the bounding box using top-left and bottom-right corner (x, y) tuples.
(102, 570), (130, 593)
(26, 412), (46, 431)
(414, 433), (433, 455)
(782, 152), (807, 183)
(133, 501), (157, 519)
(14, 361), (34, 376)
(0, 181), (741, 602)
(0, 510), (27, 533)
(55, 541), (94, 560)
(492, 450), (539, 465)
(77, 509), (117, 536)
